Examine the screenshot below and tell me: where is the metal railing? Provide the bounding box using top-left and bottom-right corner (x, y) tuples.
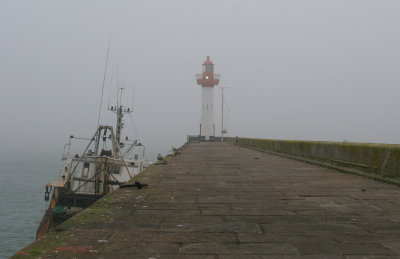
(196, 74), (220, 80)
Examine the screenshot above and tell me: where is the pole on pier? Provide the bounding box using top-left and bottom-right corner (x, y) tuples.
(222, 87), (224, 142)
(220, 87), (229, 142)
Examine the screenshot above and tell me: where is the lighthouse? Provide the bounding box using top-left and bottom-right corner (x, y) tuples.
(196, 56), (220, 141)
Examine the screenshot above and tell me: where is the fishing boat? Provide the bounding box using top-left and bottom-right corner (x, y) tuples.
(36, 94), (149, 239)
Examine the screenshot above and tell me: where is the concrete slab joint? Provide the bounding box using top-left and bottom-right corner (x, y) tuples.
(15, 142), (400, 257)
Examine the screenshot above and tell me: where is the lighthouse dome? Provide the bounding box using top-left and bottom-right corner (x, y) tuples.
(203, 56), (214, 65)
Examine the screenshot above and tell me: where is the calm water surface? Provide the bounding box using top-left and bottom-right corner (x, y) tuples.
(0, 152), (59, 258)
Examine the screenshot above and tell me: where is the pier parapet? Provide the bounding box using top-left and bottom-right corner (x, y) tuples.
(225, 137), (400, 183)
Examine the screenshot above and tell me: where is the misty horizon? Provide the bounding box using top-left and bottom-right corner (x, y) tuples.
(1, 1), (400, 161)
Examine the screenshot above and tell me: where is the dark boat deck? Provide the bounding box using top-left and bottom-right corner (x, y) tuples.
(16, 142), (400, 257)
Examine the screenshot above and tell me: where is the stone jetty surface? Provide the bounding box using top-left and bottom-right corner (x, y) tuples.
(15, 142), (400, 257)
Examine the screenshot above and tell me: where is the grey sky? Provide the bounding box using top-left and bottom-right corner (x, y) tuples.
(1, 1), (400, 160)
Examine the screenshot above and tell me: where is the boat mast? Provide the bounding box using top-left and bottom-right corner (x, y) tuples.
(108, 87), (132, 157)
(116, 104), (123, 145)
(116, 87), (124, 145)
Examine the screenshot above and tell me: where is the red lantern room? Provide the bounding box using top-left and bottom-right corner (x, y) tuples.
(196, 56), (220, 87)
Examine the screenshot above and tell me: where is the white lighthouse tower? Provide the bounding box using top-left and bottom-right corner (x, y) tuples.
(196, 56), (220, 141)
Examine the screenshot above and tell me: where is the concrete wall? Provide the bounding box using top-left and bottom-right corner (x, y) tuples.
(187, 135), (222, 142)
(225, 137), (400, 178)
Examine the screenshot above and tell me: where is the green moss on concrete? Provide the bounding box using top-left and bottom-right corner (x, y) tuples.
(13, 161), (161, 257)
(59, 198), (115, 230)
(225, 137), (400, 181)
(11, 232), (69, 258)
(58, 162), (160, 230)
(235, 141), (400, 187)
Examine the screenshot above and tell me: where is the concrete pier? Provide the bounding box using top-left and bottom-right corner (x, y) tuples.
(16, 142), (400, 257)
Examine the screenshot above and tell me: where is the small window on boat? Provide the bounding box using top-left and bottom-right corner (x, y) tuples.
(82, 163), (90, 177)
(110, 165), (120, 174)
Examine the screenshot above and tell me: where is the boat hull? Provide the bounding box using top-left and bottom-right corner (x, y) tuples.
(36, 189), (101, 239)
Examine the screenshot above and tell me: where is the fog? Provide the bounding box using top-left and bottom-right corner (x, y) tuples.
(1, 0), (400, 161)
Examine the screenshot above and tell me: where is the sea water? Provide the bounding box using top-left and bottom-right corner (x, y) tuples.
(0, 148), (160, 258)
(0, 152), (59, 258)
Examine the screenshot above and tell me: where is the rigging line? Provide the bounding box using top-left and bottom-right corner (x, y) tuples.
(128, 113), (139, 140)
(223, 95), (231, 110)
(68, 130), (133, 187)
(132, 84), (135, 111)
(103, 137), (107, 150)
(72, 158), (122, 193)
(72, 165), (103, 193)
(225, 108), (230, 127)
(65, 129), (99, 184)
(119, 82), (124, 105)
(109, 130), (134, 179)
(97, 35), (112, 128)
(107, 67), (115, 108)
(106, 163), (120, 183)
(116, 65), (119, 107)
(74, 160), (115, 193)
(117, 148), (133, 179)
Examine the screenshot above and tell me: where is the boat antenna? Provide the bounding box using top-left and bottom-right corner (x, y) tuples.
(118, 86), (125, 108)
(97, 34), (111, 128)
(116, 65), (119, 107)
(128, 112), (140, 140)
(132, 85), (135, 111)
(107, 67), (114, 108)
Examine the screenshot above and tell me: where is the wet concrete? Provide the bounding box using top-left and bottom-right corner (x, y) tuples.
(16, 142), (400, 258)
